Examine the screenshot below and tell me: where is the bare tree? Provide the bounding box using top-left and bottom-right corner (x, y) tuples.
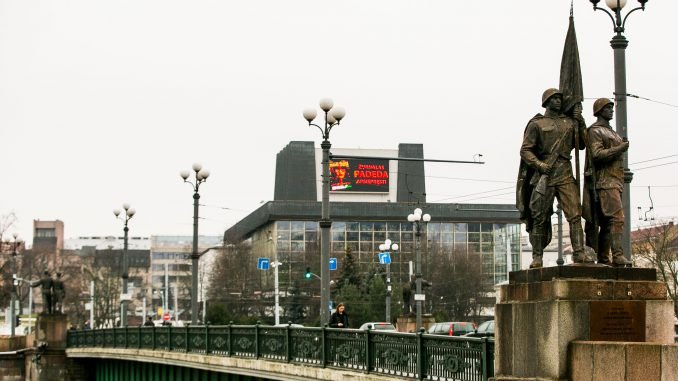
(207, 243), (265, 323)
(428, 248), (492, 322)
(632, 221), (678, 317)
(0, 212), (18, 308)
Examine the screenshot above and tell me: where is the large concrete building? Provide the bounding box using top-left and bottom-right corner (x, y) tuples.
(224, 142), (522, 294)
(148, 235), (223, 321)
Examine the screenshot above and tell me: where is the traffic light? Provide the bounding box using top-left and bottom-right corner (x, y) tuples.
(304, 267), (312, 280)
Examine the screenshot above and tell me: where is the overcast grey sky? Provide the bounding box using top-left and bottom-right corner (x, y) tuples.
(1, 1), (677, 246)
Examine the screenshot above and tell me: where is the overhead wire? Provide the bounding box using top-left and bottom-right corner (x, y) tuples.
(626, 93), (678, 109)
(630, 154), (678, 166)
(632, 160), (678, 172)
(584, 94), (678, 109)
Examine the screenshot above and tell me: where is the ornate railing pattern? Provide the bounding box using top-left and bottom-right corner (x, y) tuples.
(67, 324), (494, 381)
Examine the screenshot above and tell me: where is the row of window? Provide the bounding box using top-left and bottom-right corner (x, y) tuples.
(152, 252), (188, 260)
(276, 221), (497, 233)
(272, 220), (520, 285)
(151, 263), (191, 272)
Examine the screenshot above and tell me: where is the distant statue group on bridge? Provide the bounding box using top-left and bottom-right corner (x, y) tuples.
(31, 271), (66, 315)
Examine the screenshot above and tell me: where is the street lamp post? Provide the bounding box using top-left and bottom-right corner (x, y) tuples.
(268, 232), (282, 325)
(180, 163), (210, 325)
(590, 0), (648, 260)
(113, 204), (136, 327)
(303, 98), (346, 326)
(378, 239), (398, 323)
(408, 208), (430, 331)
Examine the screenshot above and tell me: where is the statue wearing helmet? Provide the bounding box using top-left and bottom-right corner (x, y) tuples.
(582, 98), (632, 267)
(517, 88), (592, 268)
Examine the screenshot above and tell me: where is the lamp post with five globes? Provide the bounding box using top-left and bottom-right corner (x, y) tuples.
(408, 208), (430, 331)
(180, 163), (210, 324)
(113, 204), (136, 327)
(302, 98), (346, 326)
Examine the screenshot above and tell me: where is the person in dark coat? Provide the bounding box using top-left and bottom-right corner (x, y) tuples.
(329, 302), (349, 328)
(143, 316), (155, 327)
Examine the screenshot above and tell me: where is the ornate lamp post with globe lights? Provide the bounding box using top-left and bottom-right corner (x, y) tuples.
(408, 208), (430, 331)
(180, 163), (210, 325)
(302, 98), (345, 325)
(378, 239), (398, 323)
(113, 204), (136, 327)
(590, 0), (649, 259)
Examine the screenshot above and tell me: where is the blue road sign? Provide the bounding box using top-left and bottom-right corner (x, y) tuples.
(378, 252), (391, 265)
(329, 258), (338, 271)
(257, 258), (270, 270)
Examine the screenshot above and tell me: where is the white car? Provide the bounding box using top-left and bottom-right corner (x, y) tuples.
(358, 322), (397, 332)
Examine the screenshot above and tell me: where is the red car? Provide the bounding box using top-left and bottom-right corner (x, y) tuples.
(427, 322), (477, 336)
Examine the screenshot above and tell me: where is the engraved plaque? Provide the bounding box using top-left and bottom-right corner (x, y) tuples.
(590, 301), (645, 342)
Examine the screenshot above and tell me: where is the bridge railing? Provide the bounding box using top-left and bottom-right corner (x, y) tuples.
(67, 324), (494, 381)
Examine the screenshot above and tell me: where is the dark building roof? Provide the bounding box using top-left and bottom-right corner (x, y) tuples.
(226, 141), (519, 243)
(224, 200), (519, 243)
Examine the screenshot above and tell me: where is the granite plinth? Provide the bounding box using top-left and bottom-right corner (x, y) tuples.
(395, 314), (435, 333)
(508, 265), (656, 284)
(36, 314), (68, 350)
(495, 267), (674, 381)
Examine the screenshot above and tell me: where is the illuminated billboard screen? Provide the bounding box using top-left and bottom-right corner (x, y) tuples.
(329, 158), (389, 193)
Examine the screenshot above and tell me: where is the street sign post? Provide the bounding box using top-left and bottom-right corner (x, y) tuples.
(257, 258), (270, 270)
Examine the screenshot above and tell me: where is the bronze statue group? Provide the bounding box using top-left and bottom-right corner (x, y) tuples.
(517, 88), (633, 269)
(31, 271), (66, 315)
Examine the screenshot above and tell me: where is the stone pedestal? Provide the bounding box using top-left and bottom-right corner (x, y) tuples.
(396, 314), (435, 333)
(35, 314), (68, 349)
(494, 266), (674, 380)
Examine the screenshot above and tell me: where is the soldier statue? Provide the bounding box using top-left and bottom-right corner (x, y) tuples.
(31, 271), (54, 314)
(582, 98), (633, 267)
(53, 272), (66, 313)
(517, 88), (594, 268)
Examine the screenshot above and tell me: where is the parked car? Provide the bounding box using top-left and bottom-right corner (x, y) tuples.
(359, 322), (397, 332)
(274, 323), (304, 328)
(463, 320), (494, 338)
(427, 322), (476, 336)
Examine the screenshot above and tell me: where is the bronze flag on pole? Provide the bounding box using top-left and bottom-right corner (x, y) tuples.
(559, 4), (584, 197)
(559, 6), (584, 115)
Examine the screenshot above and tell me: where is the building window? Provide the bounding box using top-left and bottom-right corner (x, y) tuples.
(35, 228), (56, 237)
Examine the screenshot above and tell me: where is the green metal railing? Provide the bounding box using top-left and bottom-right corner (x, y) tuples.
(67, 324), (494, 381)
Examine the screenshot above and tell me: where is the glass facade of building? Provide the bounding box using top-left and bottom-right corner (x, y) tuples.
(274, 220), (521, 287)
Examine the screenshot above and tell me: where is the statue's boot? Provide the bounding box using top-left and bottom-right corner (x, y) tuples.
(611, 232), (633, 267)
(571, 225), (595, 264)
(597, 232), (612, 265)
(530, 232), (544, 268)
